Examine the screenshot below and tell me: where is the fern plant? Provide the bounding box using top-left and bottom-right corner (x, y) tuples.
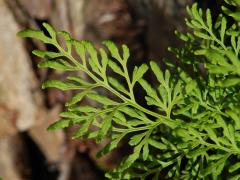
(18, 0), (240, 179)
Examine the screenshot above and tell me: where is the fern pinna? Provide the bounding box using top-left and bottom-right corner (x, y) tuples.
(18, 0), (240, 179)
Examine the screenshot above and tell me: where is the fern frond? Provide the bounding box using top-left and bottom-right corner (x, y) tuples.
(17, 0), (240, 178)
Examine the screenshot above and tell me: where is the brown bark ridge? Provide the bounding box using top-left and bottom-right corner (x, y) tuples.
(0, 1), (65, 179)
(0, 0), (40, 134)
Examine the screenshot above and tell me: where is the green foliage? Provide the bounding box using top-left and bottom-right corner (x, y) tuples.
(17, 1), (240, 179)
